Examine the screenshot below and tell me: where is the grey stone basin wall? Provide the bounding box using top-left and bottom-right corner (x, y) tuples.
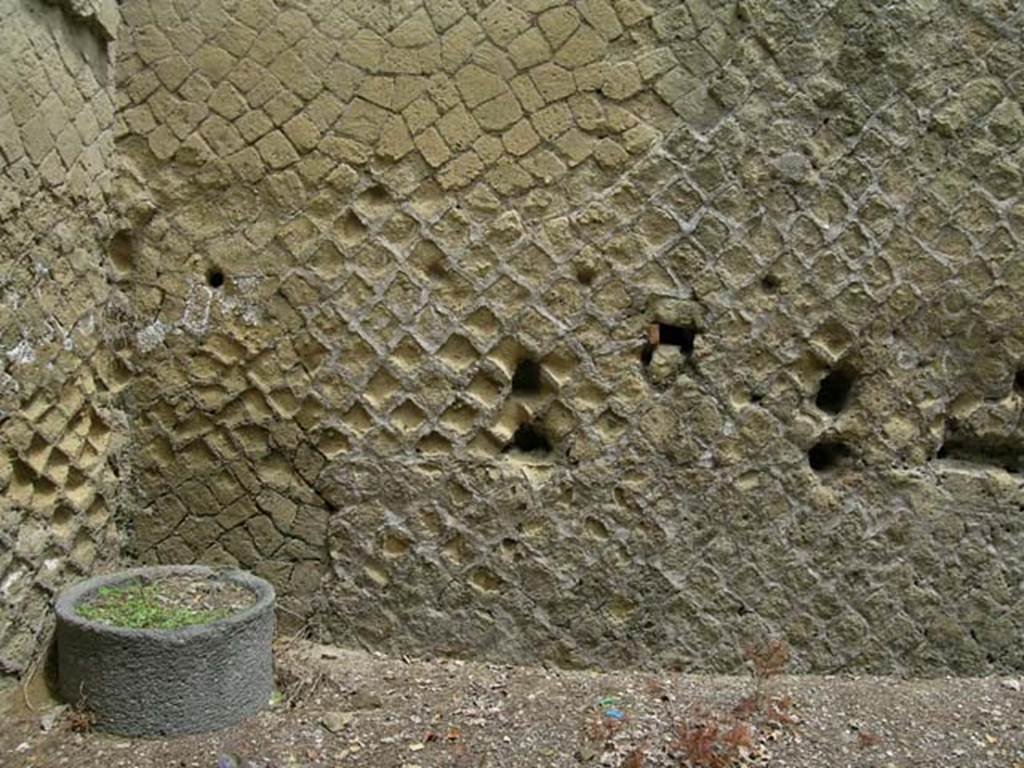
(56, 565), (275, 736)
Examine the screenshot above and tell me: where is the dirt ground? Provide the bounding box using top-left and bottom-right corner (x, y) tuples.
(1, 640), (1022, 768)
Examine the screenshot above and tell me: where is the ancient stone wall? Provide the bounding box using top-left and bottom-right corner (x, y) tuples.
(0, 0), (127, 685)
(110, 0), (1024, 674)
(4, 0), (1024, 677)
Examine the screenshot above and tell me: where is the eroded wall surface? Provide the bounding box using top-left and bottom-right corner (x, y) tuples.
(50, 0), (1024, 673)
(0, 0), (127, 684)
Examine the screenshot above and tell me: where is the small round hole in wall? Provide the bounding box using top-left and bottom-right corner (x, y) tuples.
(511, 359), (542, 395)
(655, 323), (697, 357)
(1014, 368), (1024, 393)
(815, 367), (856, 414)
(507, 423), (552, 454)
(207, 269), (225, 289)
(761, 273), (781, 292)
(808, 440), (851, 473)
(574, 264), (596, 286)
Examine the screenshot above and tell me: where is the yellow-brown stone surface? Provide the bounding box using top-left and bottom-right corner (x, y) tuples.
(3, 0), (1024, 679)
(0, 0), (126, 681)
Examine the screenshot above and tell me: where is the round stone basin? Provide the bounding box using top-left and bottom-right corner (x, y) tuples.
(55, 564), (275, 736)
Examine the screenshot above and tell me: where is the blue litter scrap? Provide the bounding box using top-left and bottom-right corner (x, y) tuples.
(599, 696), (626, 720)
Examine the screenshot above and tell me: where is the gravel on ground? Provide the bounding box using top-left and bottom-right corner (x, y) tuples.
(1, 639), (1021, 768)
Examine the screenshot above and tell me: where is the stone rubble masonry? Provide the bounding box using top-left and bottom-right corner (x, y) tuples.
(2, 0), (1024, 682)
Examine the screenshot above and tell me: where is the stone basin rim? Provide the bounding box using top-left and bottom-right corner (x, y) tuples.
(55, 564), (275, 639)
